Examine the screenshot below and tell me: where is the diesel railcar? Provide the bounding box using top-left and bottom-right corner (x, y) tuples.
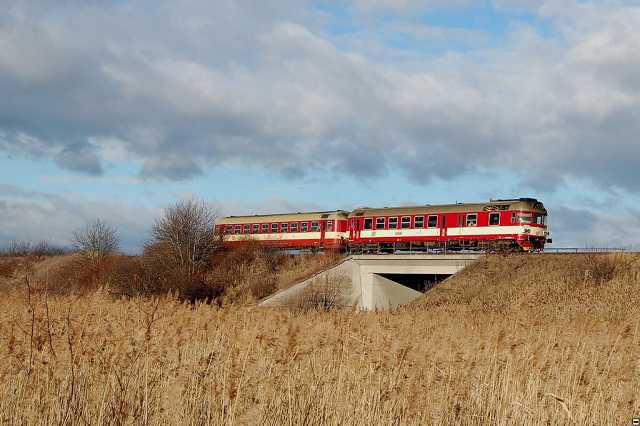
(216, 198), (550, 252)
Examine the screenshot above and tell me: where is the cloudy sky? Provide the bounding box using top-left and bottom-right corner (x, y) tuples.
(2, 0), (640, 251)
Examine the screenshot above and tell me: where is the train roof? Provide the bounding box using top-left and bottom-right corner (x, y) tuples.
(217, 199), (546, 224)
(349, 198), (546, 217)
(217, 210), (349, 225)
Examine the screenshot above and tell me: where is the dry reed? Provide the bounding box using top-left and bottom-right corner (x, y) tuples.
(0, 253), (638, 425)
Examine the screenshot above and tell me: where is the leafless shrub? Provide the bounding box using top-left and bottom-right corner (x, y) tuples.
(293, 275), (344, 312)
(4, 240), (33, 257)
(583, 252), (617, 285)
(134, 199), (221, 301)
(0, 258), (21, 278)
(73, 219), (119, 260)
(30, 241), (67, 257)
(42, 255), (113, 295)
(104, 255), (154, 297)
(1, 240), (67, 258)
(147, 199), (218, 279)
(208, 241), (283, 305)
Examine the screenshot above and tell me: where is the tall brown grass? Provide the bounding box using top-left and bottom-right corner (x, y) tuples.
(0, 253), (638, 424)
(292, 274), (348, 312)
(0, 257), (22, 280)
(0, 244), (345, 304)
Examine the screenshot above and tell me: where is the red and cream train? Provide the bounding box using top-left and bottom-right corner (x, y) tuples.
(216, 198), (551, 252)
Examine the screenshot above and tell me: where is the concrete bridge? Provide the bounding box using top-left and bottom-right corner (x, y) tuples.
(260, 254), (482, 310)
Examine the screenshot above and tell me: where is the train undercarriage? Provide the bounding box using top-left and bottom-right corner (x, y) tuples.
(346, 238), (541, 254)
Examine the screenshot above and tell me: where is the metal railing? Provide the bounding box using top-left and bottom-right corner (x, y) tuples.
(543, 247), (629, 253)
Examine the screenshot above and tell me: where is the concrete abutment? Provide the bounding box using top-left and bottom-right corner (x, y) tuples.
(260, 254), (482, 310)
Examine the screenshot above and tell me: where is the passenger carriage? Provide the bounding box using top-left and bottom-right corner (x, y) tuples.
(215, 210), (350, 250)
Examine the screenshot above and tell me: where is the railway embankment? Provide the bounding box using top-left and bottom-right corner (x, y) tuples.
(413, 252), (639, 315)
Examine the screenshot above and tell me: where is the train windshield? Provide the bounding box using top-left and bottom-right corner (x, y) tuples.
(535, 214), (547, 225)
(515, 212), (533, 224)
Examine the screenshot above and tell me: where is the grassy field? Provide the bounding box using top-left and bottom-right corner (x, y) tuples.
(0, 253), (638, 424)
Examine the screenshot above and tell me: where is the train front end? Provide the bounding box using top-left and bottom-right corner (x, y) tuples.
(511, 198), (551, 251)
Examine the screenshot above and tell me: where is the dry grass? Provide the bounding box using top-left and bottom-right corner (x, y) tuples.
(207, 244), (345, 305)
(0, 257), (22, 280)
(0, 253), (638, 424)
(0, 245), (344, 305)
(291, 274), (348, 312)
(274, 251), (345, 291)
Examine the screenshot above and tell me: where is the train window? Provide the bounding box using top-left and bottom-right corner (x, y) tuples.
(235, 225), (242, 234)
(427, 215), (438, 228)
(466, 213), (477, 227)
(414, 216), (424, 228)
(326, 220), (333, 231)
(376, 217), (386, 229)
(261, 223), (269, 232)
(301, 222), (308, 232)
(511, 212), (517, 224)
(252, 224), (259, 233)
(401, 216), (411, 229)
(535, 214), (546, 225)
(281, 223), (289, 232)
(489, 213), (500, 226)
(516, 213), (533, 224)
(244, 224), (250, 233)
(363, 218), (373, 230)
(291, 222), (298, 232)
(389, 217), (399, 229)
(311, 221), (319, 231)
(226, 225), (234, 234)
(271, 223), (278, 232)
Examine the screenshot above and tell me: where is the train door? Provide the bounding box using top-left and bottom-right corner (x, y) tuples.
(320, 220), (326, 247)
(457, 214), (465, 241)
(440, 215), (447, 239)
(349, 218), (360, 241)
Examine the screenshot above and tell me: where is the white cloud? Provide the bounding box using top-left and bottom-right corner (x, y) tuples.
(492, 0), (545, 12)
(0, 0), (639, 193)
(0, 185), (155, 251)
(351, 0), (474, 14)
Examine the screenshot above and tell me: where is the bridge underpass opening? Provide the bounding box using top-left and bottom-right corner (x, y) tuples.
(376, 273), (452, 293)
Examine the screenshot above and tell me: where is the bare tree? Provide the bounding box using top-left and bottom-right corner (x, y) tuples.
(73, 219), (119, 259)
(147, 199), (218, 278)
(6, 240), (32, 257)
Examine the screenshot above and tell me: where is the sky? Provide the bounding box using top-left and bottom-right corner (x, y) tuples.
(2, 0), (640, 252)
